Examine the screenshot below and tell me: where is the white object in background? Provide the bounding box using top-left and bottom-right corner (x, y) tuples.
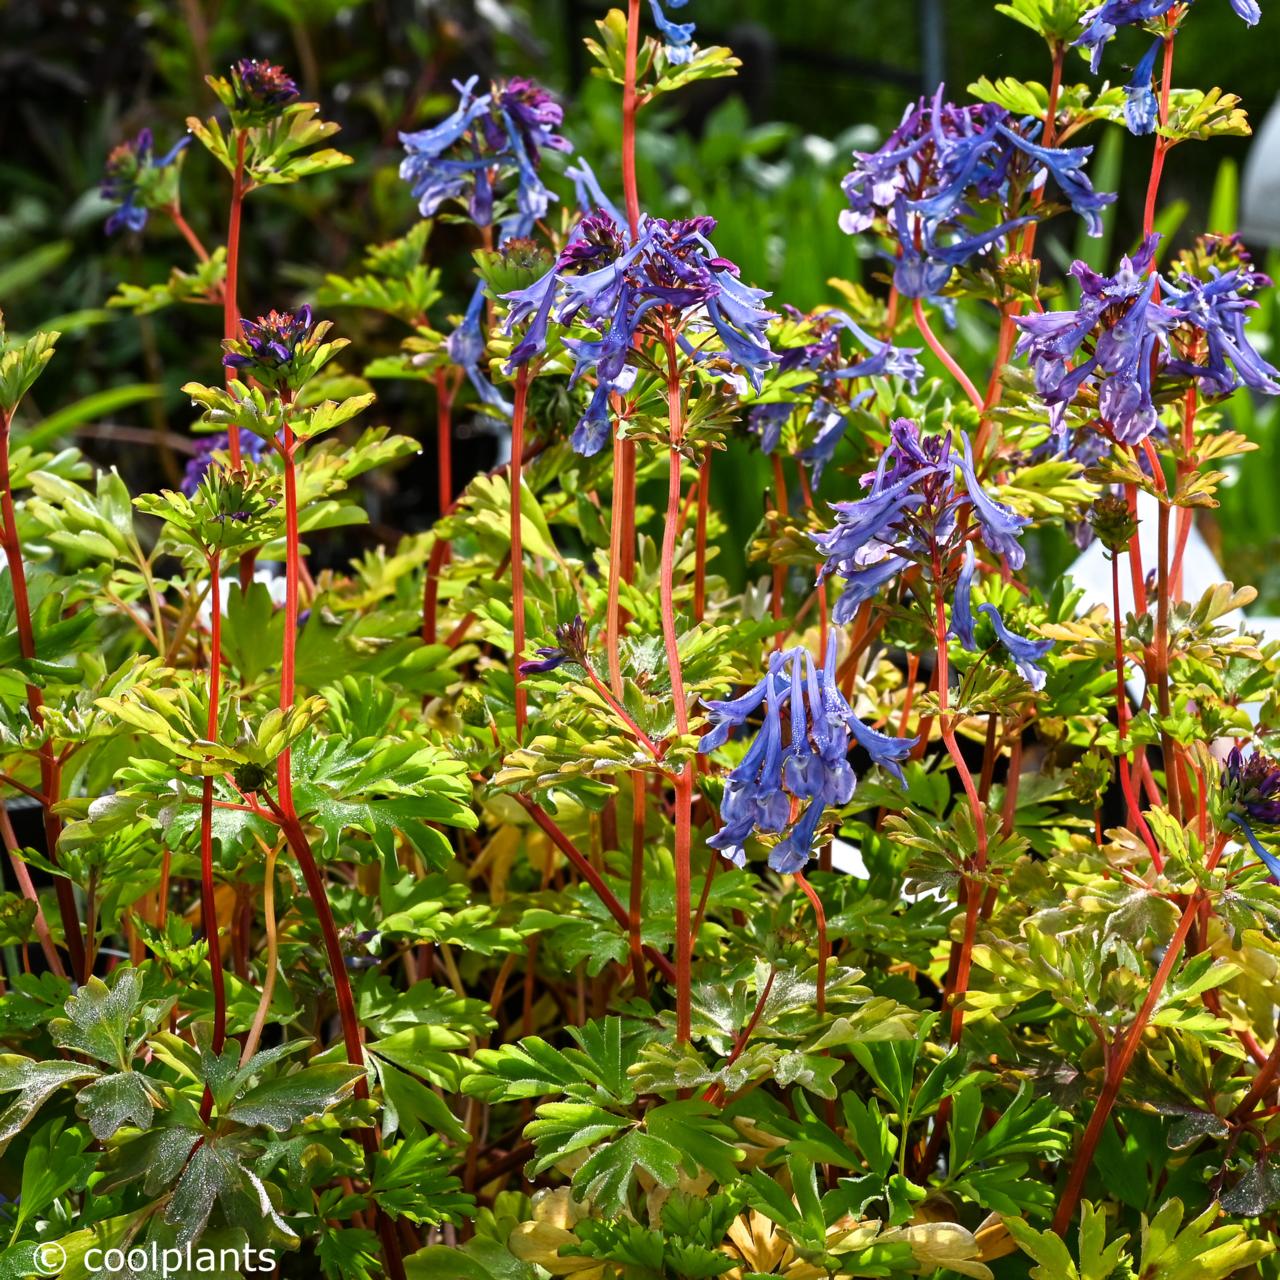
(1242, 95), (1280, 246)
(196, 565), (286, 628)
(1065, 489), (1241, 624)
(1065, 490), (1280, 722)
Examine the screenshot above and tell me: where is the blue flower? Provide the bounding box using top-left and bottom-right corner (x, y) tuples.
(1161, 264), (1280, 397)
(102, 128), (190, 236)
(519, 616), (590, 675)
(749, 310), (919, 480)
(814, 420), (1030, 623)
(650, 0), (696, 63)
(1013, 236), (1173, 444)
(956, 434), (1030, 571)
(446, 284), (512, 418)
(1077, 0), (1258, 74)
(503, 211), (777, 454)
(950, 544), (1054, 690)
(949, 542), (980, 650)
(1015, 235), (1279, 442)
(839, 88), (1113, 297)
(978, 604), (1052, 690)
(1224, 746), (1280, 825)
(1124, 38), (1162, 135)
(223, 307), (322, 385)
(230, 59), (299, 114)
(400, 76), (570, 239)
(700, 634), (914, 871)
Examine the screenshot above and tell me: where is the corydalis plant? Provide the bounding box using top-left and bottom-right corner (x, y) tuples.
(503, 208), (777, 453)
(399, 75), (571, 237)
(751, 307), (924, 484)
(1014, 233), (1279, 446)
(101, 128), (190, 235)
(699, 634), (914, 872)
(839, 86), (1114, 297)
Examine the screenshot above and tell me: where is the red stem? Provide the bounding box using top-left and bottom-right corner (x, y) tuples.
(628, 772), (648, 995)
(517, 795), (677, 985)
(703, 967), (776, 1106)
(511, 368), (531, 740)
(1052, 891), (1200, 1233)
(932, 571), (990, 1045)
(0, 409), (85, 978)
(912, 299), (984, 411)
(1111, 548), (1163, 867)
(167, 204), (212, 264)
(621, 0), (642, 242)
(435, 367), (454, 516)
(606, 430), (628, 699)
(794, 872), (828, 1016)
(1142, 33), (1177, 241)
(797, 464), (829, 652)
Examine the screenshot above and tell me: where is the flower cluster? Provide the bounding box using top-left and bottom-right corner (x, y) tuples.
(519, 615), (590, 675)
(813, 420), (1052, 687)
(750, 308), (924, 483)
(814, 420), (1024, 612)
(699, 635), (914, 872)
(231, 58), (299, 112)
(839, 87), (1113, 297)
(222, 306), (334, 391)
(101, 128), (190, 235)
(1013, 235), (1279, 446)
(504, 208), (776, 454)
(1077, 0), (1260, 74)
(1222, 746), (1280, 880)
(399, 76), (571, 239)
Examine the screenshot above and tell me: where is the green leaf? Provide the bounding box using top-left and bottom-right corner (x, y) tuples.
(225, 1062), (364, 1131)
(49, 967), (169, 1069)
(1137, 1198), (1273, 1280)
(572, 1128), (683, 1216)
(0, 1057), (100, 1154)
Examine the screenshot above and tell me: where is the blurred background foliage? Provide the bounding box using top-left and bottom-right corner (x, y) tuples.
(2, 0), (1278, 599)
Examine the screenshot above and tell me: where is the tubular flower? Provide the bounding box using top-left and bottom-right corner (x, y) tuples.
(838, 86), (1113, 297)
(1124, 38), (1163, 135)
(102, 128), (190, 235)
(812, 419), (1030, 623)
(751, 309), (924, 483)
(519, 616), (590, 676)
(399, 75), (571, 239)
(699, 634), (914, 872)
(1222, 746), (1280, 881)
(649, 0), (696, 63)
(1076, 1), (1259, 75)
(503, 209), (777, 455)
(1014, 235), (1279, 445)
(951, 545), (1054, 691)
(445, 284), (511, 417)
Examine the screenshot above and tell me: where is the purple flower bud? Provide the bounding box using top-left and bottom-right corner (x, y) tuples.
(231, 58), (299, 112)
